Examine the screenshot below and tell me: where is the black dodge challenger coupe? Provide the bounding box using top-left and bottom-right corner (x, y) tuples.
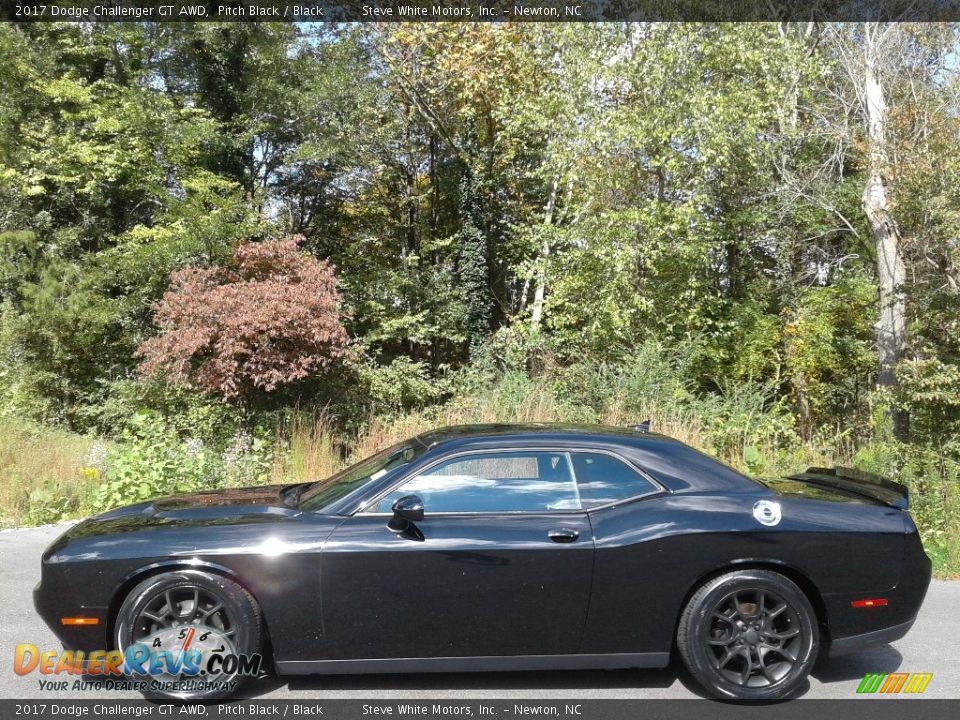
(35, 424), (931, 700)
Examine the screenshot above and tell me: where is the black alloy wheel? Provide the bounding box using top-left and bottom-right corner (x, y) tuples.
(114, 570), (263, 700)
(132, 584), (236, 641)
(677, 569), (818, 700)
(705, 588), (802, 687)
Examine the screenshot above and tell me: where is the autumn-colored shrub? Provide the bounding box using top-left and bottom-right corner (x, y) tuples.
(136, 237), (349, 398)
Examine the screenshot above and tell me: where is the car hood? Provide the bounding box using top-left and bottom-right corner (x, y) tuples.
(48, 484), (303, 550)
(97, 483), (298, 517)
(150, 484), (292, 512)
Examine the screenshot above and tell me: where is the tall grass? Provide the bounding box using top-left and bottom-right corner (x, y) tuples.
(272, 370), (804, 483)
(269, 412), (343, 485)
(0, 420), (107, 528)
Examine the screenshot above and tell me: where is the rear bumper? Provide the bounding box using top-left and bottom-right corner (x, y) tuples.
(825, 529), (931, 657)
(828, 617), (917, 657)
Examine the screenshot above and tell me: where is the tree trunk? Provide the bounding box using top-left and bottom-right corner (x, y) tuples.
(861, 28), (908, 440)
(530, 173), (560, 330)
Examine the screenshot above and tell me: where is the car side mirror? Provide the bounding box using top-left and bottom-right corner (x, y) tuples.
(387, 495), (424, 532)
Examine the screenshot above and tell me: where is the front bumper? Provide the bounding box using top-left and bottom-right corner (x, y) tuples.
(33, 578), (109, 653)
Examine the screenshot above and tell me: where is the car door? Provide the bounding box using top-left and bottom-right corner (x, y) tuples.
(318, 449), (595, 660)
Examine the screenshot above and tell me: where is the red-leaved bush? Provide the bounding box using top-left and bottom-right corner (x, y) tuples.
(136, 237), (350, 398)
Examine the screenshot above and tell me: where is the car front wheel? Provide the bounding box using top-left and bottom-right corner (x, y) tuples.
(677, 569), (819, 700)
(114, 570), (263, 700)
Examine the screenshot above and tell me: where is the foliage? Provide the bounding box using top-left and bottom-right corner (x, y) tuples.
(0, 418), (105, 528)
(2, 22), (955, 435)
(354, 356), (445, 413)
(136, 238), (350, 399)
(94, 412), (221, 509)
(458, 174), (492, 361)
(853, 439), (960, 576)
(897, 357), (960, 449)
(1, 24), (960, 574)
(782, 274), (877, 437)
(93, 412), (274, 514)
(78, 378), (242, 448)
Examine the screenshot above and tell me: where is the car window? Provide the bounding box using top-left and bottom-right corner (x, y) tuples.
(374, 451), (581, 513)
(571, 452), (658, 508)
(299, 442), (423, 512)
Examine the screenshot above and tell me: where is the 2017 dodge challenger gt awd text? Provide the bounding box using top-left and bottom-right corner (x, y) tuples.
(34, 424), (931, 700)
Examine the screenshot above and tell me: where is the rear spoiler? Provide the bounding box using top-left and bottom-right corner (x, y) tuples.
(786, 466), (909, 510)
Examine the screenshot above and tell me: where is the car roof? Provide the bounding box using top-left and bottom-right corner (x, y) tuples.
(411, 423), (760, 496)
(414, 423), (666, 447)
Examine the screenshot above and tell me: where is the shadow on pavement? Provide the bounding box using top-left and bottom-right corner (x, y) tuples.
(238, 665), (680, 699)
(236, 646), (902, 701)
(811, 644), (903, 683)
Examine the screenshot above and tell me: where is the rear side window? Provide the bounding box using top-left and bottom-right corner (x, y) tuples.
(571, 452), (658, 508)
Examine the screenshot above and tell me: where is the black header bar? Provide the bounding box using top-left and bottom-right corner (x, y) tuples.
(3, 0), (960, 23)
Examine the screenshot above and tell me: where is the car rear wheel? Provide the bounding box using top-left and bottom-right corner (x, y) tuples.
(114, 570), (262, 700)
(677, 569), (818, 700)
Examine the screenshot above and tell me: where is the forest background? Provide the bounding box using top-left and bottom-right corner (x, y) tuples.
(1, 22), (959, 575)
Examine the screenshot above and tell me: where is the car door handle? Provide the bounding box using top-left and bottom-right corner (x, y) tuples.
(548, 528), (580, 543)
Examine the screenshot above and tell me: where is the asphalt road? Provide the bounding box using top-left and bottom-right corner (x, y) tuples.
(2, 522), (957, 700)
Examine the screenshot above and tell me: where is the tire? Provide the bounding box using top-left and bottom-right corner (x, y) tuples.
(114, 570), (263, 701)
(677, 569), (819, 700)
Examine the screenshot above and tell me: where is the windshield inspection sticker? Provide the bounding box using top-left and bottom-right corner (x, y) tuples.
(753, 500), (782, 527)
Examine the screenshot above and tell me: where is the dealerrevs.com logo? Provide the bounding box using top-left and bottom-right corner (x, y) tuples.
(856, 672), (933, 694)
(14, 624), (262, 695)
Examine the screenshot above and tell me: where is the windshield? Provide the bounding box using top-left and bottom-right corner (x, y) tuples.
(298, 441), (424, 512)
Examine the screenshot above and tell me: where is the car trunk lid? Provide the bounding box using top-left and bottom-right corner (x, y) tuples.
(784, 466), (909, 510)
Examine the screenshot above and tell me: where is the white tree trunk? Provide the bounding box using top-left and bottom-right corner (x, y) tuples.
(861, 28), (908, 437)
(530, 173), (560, 330)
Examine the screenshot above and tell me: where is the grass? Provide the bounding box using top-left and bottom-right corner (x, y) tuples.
(268, 412), (342, 486)
(0, 420), (108, 528)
